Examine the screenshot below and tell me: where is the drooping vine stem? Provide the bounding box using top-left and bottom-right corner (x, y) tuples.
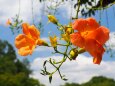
(41, 41), (70, 82)
(76, 0), (81, 19)
(50, 57), (66, 79)
(49, 43), (69, 80)
(99, 0), (103, 24)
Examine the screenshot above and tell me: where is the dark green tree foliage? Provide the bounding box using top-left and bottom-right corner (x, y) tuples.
(61, 76), (115, 86)
(0, 40), (45, 86)
(82, 76), (115, 86)
(39, 0), (115, 17)
(61, 83), (80, 86)
(74, 0), (115, 17)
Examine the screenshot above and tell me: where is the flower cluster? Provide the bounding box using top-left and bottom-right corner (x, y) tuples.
(13, 15), (109, 82)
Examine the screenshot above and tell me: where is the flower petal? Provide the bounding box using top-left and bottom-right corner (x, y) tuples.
(15, 34), (36, 56)
(85, 38), (105, 64)
(22, 23), (30, 35)
(15, 34), (28, 49)
(87, 26), (109, 45)
(86, 17), (100, 30)
(28, 25), (40, 40)
(70, 32), (84, 48)
(15, 34), (35, 49)
(18, 46), (32, 56)
(72, 18), (88, 32)
(72, 18), (100, 32)
(22, 23), (40, 40)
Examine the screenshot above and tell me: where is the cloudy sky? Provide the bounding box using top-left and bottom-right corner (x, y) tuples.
(0, 0), (115, 86)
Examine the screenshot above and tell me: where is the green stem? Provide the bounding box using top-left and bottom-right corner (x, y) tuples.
(54, 47), (65, 55)
(78, 48), (86, 54)
(57, 43), (69, 46)
(76, 0), (81, 19)
(51, 57), (66, 77)
(50, 42), (70, 79)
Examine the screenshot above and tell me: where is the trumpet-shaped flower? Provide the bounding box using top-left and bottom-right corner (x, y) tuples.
(15, 23), (44, 56)
(70, 17), (109, 64)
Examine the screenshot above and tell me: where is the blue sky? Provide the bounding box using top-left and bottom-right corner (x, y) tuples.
(0, 0), (115, 86)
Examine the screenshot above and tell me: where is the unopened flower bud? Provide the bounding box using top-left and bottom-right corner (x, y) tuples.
(47, 15), (58, 25)
(69, 48), (78, 60)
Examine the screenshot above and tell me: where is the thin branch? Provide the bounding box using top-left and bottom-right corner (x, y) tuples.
(76, 0), (81, 19)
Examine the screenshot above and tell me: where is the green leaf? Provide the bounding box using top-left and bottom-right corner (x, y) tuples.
(43, 60), (47, 66)
(63, 78), (68, 81)
(49, 75), (52, 83)
(40, 72), (45, 75)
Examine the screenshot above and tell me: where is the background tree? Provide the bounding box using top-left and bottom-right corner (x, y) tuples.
(61, 76), (115, 86)
(0, 40), (45, 86)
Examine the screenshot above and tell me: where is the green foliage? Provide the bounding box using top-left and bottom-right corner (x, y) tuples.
(81, 76), (115, 86)
(61, 76), (115, 86)
(73, 0), (115, 17)
(0, 40), (45, 86)
(61, 83), (80, 86)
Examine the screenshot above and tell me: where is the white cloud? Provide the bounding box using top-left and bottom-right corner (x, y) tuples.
(34, 46), (53, 52)
(106, 32), (115, 50)
(0, 0), (108, 31)
(0, 0), (100, 26)
(30, 54), (115, 86)
(0, 0), (44, 25)
(41, 37), (50, 42)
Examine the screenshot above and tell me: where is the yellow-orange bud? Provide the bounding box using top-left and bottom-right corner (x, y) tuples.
(69, 48), (78, 60)
(47, 15), (58, 25)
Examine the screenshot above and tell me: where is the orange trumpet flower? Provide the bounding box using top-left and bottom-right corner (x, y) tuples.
(70, 17), (109, 64)
(15, 23), (43, 56)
